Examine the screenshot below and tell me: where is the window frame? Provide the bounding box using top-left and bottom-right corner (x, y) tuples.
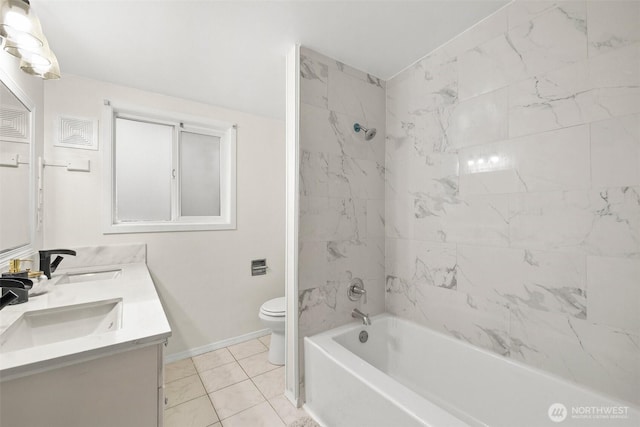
(102, 100), (237, 234)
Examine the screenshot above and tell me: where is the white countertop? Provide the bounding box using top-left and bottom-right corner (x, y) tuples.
(0, 262), (171, 381)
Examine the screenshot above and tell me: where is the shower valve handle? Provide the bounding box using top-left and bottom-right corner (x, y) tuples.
(348, 278), (367, 303)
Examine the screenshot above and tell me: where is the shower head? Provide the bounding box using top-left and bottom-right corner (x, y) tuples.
(354, 123), (377, 141)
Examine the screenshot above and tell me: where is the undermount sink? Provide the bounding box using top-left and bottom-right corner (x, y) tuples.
(0, 299), (123, 353)
(55, 269), (122, 285)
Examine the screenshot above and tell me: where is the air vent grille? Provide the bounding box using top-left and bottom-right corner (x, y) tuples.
(56, 116), (98, 150)
(0, 106), (29, 143)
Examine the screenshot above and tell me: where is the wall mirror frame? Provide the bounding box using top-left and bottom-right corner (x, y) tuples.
(0, 67), (38, 265)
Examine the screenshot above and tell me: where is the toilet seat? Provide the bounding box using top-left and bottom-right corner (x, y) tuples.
(260, 297), (285, 317)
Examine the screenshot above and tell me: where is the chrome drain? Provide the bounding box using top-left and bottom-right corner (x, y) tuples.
(359, 330), (368, 343)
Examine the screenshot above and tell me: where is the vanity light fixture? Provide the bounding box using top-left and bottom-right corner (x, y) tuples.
(0, 0), (60, 79)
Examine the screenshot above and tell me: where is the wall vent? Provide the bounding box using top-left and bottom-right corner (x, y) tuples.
(0, 105), (30, 143)
(55, 116), (98, 150)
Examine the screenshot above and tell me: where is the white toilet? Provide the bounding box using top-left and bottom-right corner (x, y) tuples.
(259, 297), (285, 366)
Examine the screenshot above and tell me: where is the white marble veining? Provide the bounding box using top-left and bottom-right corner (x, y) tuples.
(591, 114), (640, 189)
(509, 306), (640, 403)
(328, 68), (385, 126)
(458, 245), (587, 319)
(58, 243), (146, 269)
(588, 43), (640, 122)
(299, 278), (384, 338)
(447, 87), (508, 148)
(508, 61), (590, 137)
(386, 239), (457, 290)
(507, 1), (560, 30)
(587, 1), (640, 57)
(459, 2), (587, 100)
(298, 47), (386, 395)
(587, 256), (640, 333)
(300, 54), (328, 109)
(459, 125), (591, 195)
(385, 0), (640, 404)
(300, 103), (384, 163)
(326, 238), (384, 282)
(508, 187), (640, 257)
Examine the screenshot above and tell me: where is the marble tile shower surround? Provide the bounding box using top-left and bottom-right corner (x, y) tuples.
(385, 0), (640, 405)
(297, 47), (386, 395)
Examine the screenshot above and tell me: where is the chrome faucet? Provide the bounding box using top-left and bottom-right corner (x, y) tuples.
(352, 308), (371, 326)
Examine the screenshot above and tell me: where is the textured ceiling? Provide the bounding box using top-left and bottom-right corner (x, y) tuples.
(33, 1), (507, 119)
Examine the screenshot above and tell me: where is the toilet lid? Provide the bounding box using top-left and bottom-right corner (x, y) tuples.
(261, 297), (285, 316)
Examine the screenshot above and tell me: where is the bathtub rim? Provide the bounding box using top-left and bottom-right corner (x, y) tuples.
(304, 329), (471, 427)
(305, 313), (640, 413)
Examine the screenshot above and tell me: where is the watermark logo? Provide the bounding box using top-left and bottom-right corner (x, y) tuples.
(548, 403), (630, 422)
(548, 403), (568, 423)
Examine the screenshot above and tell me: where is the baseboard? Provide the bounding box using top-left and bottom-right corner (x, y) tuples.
(165, 328), (271, 363)
(284, 389), (301, 408)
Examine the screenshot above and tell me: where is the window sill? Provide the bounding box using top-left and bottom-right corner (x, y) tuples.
(103, 221), (236, 234)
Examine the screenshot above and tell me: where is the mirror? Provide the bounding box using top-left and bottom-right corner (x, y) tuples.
(0, 77), (33, 256)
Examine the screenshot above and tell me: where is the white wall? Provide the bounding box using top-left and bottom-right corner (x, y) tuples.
(43, 75), (285, 356)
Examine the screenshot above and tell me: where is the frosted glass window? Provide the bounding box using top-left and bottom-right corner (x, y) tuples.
(105, 102), (236, 233)
(180, 132), (221, 216)
(115, 118), (173, 221)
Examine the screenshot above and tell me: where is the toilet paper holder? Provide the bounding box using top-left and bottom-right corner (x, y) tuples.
(251, 259), (268, 276)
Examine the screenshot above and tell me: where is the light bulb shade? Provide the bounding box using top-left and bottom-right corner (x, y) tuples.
(0, 0), (45, 52)
(4, 36), (50, 64)
(20, 48), (60, 80)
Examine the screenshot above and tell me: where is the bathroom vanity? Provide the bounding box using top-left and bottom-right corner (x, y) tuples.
(0, 259), (171, 427)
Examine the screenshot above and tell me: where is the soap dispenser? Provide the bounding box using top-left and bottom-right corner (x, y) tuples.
(2, 259), (31, 279)
(2, 259), (43, 280)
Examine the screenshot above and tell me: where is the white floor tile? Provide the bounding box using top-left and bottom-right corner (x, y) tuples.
(164, 395), (218, 427)
(220, 402), (284, 427)
(238, 351), (280, 378)
(252, 367), (285, 399)
(209, 379), (265, 420)
(200, 362), (249, 393)
(258, 335), (271, 347)
(165, 357), (197, 383)
(268, 394), (309, 425)
(165, 374), (206, 408)
(193, 348), (235, 372)
(228, 339), (268, 360)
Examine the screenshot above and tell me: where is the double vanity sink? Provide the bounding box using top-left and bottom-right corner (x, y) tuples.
(0, 262), (171, 380)
(54, 268), (122, 285)
(0, 252), (172, 427)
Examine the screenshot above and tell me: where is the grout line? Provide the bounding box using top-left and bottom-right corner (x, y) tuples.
(195, 359), (239, 377)
(266, 396), (288, 426)
(218, 401), (269, 422)
(231, 348), (269, 363)
(164, 391), (208, 411)
(166, 343), (286, 425)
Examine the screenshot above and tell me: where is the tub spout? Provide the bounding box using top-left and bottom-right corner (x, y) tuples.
(352, 308), (371, 326)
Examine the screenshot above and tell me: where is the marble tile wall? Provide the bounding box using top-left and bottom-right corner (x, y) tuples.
(385, 0), (639, 404)
(298, 47), (386, 394)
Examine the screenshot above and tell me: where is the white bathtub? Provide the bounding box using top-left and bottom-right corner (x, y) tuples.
(304, 314), (639, 427)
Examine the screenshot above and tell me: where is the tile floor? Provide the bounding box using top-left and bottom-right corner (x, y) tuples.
(164, 335), (308, 427)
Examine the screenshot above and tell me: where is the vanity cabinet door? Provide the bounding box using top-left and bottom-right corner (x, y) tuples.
(0, 344), (161, 427)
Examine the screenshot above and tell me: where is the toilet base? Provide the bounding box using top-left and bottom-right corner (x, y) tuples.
(267, 330), (285, 366)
